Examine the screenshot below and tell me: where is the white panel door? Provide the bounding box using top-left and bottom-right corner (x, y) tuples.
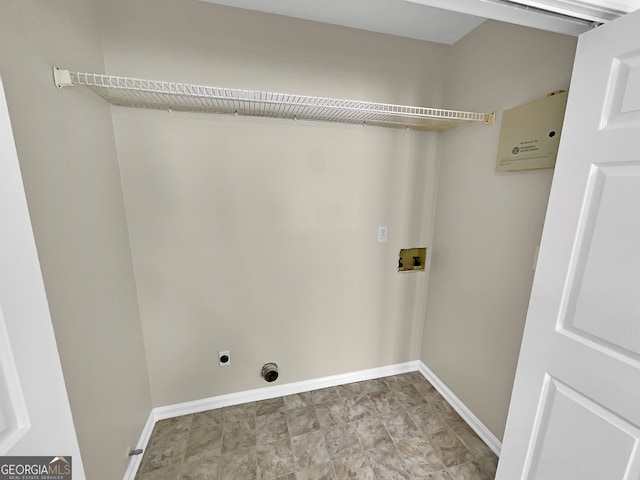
(497, 9), (640, 480)
(0, 75), (85, 476)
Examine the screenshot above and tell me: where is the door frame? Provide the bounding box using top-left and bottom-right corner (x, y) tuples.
(0, 73), (85, 476)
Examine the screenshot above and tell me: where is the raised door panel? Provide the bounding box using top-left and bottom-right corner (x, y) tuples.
(561, 163), (640, 360)
(526, 376), (640, 480)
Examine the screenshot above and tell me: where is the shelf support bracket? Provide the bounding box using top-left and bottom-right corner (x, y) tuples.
(53, 67), (74, 89)
(485, 112), (496, 126)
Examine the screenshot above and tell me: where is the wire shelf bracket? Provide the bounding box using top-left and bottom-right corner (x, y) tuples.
(53, 67), (494, 132)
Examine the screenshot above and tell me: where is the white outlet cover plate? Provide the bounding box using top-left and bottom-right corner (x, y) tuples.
(377, 225), (388, 243)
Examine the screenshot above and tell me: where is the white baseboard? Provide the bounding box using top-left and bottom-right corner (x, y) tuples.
(123, 361), (417, 480)
(123, 359), (500, 479)
(153, 361), (420, 421)
(122, 408), (158, 480)
(417, 360), (502, 456)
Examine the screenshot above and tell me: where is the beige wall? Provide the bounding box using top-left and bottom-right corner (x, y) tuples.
(0, 1), (151, 478)
(421, 20), (577, 440)
(100, 0), (446, 407)
(0, 0), (580, 473)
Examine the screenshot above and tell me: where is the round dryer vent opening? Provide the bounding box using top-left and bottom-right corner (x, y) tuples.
(261, 363), (279, 382)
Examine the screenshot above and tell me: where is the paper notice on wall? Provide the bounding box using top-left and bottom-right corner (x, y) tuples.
(496, 91), (568, 172)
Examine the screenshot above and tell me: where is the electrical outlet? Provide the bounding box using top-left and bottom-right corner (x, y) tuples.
(377, 225), (388, 243)
(219, 350), (230, 366)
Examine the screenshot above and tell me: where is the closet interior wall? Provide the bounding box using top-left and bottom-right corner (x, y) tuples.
(0, 0), (580, 477)
(0, 1), (152, 479)
(422, 20), (578, 440)
(100, 0), (447, 407)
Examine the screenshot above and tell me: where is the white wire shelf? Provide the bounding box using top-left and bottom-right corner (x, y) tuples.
(54, 68), (494, 132)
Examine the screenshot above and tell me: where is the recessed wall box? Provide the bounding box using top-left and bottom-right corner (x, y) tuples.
(398, 248), (427, 272)
(496, 91), (568, 172)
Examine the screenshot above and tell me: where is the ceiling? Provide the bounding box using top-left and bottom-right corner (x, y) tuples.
(198, 0), (640, 45)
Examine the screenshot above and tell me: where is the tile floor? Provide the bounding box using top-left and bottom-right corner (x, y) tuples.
(134, 372), (498, 479)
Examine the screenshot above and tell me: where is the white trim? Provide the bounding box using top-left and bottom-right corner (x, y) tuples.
(122, 412), (157, 480)
(417, 360), (502, 456)
(123, 359), (501, 479)
(122, 361), (417, 480)
(503, 0), (628, 22)
(405, 0), (599, 36)
(0, 305), (31, 453)
(154, 361), (419, 420)
(0, 75), (85, 475)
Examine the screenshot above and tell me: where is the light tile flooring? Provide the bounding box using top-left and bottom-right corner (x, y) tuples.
(135, 372), (498, 479)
